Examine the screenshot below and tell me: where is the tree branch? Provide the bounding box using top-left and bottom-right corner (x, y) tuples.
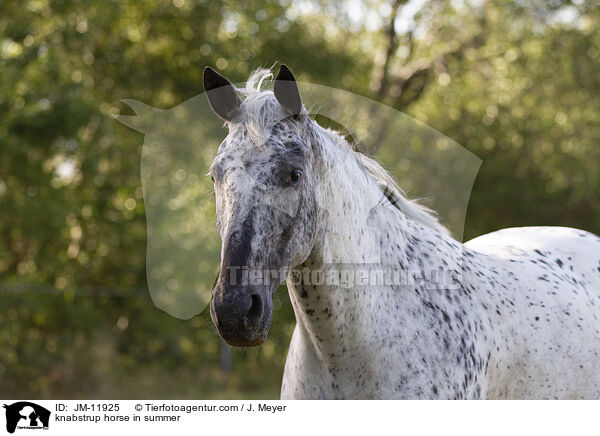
(384, 0), (491, 110)
(375, 0), (409, 99)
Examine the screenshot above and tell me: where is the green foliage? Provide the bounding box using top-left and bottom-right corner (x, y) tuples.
(408, 3), (600, 239)
(0, 0), (597, 398)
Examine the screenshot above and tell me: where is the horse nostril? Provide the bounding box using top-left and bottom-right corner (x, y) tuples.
(245, 293), (263, 325)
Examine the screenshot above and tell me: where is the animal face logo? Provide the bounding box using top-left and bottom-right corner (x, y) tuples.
(116, 67), (481, 320)
(3, 402), (50, 434)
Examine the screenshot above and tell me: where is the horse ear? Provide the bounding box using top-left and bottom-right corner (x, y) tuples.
(203, 67), (242, 122)
(274, 64), (303, 116)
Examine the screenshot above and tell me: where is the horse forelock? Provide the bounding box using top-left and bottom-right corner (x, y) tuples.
(231, 68), (290, 146)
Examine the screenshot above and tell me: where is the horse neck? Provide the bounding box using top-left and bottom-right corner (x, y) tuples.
(313, 141), (387, 264)
(286, 139), (465, 369)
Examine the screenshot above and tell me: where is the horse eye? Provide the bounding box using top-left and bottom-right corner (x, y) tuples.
(288, 169), (302, 183)
(211, 175), (215, 183)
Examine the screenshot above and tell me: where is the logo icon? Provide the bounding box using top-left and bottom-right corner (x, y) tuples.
(3, 402), (50, 434)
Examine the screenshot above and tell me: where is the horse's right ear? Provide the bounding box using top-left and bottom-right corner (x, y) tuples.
(203, 67), (242, 122)
(274, 64), (303, 116)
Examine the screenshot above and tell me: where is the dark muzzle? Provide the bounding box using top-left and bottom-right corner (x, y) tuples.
(210, 283), (273, 346)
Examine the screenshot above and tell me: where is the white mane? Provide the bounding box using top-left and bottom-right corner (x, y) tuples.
(236, 68), (450, 237)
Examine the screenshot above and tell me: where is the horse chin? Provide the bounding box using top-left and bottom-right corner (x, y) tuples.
(222, 333), (268, 347)
(219, 325), (270, 347)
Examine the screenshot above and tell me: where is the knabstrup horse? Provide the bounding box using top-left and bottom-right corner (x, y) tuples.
(205, 64), (600, 399)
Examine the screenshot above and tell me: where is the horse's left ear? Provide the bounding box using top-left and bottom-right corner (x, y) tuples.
(274, 64), (303, 116)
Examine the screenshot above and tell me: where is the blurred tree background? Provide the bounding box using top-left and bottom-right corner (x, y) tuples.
(0, 0), (598, 398)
